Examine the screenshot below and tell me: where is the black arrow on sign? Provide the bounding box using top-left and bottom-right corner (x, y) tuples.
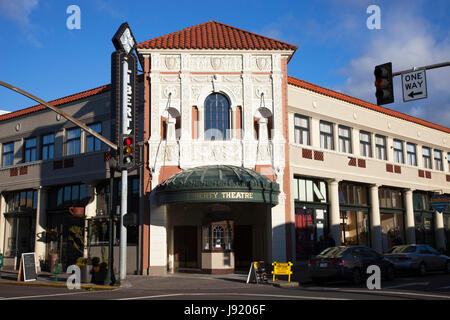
(408, 91), (423, 98)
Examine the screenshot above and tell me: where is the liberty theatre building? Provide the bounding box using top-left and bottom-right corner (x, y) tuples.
(135, 21), (449, 275)
(0, 21), (449, 275)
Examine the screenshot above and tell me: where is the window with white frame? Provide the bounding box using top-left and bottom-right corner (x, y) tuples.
(448, 152), (450, 172)
(393, 139), (404, 164)
(42, 133), (55, 160)
(2, 142), (14, 167)
(434, 149), (443, 171)
(422, 146), (432, 169)
(338, 125), (352, 154)
(86, 122), (102, 152)
(359, 131), (372, 157)
(406, 142), (417, 166)
(66, 128), (81, 155)
(24, 137), (37, 163)
(294, 114), (310, 145)
(320, 121), (334, 150)
(375, 135), (387, 160)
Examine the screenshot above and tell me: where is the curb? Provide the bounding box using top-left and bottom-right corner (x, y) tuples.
(271, 281), (301, 288)
(0, 280), (118, 291)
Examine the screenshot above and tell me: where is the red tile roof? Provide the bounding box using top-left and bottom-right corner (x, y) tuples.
(0, 84), (111, 122)
(287, 76), (450, 134)
(137, 20), (298, 52)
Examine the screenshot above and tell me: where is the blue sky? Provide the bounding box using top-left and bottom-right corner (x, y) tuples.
(0, 0), (449, 127)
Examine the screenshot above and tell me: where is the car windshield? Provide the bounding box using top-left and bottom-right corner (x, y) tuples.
(387, 246), (416, 254)
(318, 247), (347, 257)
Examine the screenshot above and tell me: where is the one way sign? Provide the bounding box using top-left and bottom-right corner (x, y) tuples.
(401, 69), (427, 102)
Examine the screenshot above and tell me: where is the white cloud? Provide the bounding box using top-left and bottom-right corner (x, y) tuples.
(335, 3), (450, 127)
(0, 0), (38, 26)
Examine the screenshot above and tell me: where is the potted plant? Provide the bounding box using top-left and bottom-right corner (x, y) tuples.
(91, 257), (106, 284)
(75, 257), (92, 283)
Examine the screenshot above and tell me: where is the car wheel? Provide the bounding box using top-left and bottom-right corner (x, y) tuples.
(418, 263), (427, 276)
(352, 268), (362, 285)
(385, 266), (395, 281)
(445, 262), (450, 274)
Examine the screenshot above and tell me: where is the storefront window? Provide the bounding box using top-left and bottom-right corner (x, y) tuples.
(4, 190), (37, 212)
(340, 210), (369, 247)
(339, 182), (370, 247)
(413, 192), (435, 247)
(48, 184), (88, 209)
(294, 177), (327, 203)
(294, 177), (330, 259)
(3, 216), (35, 258)
(443, 206), (449, 254)
(339, 183), (368, 206)
(379, 187), (405, 251)
(381, 214), (405, 252)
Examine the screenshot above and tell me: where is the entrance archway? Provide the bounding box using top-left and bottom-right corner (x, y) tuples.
(154, 165), (280, 274)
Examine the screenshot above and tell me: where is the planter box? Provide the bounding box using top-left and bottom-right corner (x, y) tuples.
(79, 265), (93, 283)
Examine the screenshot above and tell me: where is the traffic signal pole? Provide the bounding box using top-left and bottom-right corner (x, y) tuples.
(0, 80), (117, 151)
(392, 61), (450, 77)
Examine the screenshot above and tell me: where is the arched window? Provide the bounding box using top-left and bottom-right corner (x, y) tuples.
(204, 93), (231, 140)
(213, 226), (224, 248)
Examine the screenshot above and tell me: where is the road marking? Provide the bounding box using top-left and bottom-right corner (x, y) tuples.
(384, 282), (429, 289)
(331, 288), (450, 299)
(0, 289), (116, 300)
(118, 292), (349, 300)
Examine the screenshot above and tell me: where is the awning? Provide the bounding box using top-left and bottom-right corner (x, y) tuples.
(155, 165), (280, 206)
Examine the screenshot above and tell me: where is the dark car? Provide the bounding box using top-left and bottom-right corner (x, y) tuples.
(383, 244), (450, 276)
(307, 246), (395, 285)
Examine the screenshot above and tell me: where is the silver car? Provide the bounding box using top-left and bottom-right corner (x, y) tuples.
(383, 244), (450, 276)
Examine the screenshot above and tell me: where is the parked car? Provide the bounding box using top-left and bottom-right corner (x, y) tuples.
(383, 244), (450, 276)
(308, 246), (395, 285)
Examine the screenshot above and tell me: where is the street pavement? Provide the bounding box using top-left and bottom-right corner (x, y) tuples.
(0, 267), (449, 301)
(0, 267), (449, 318)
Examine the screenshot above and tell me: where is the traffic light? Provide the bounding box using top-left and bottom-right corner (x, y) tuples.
(374, 62), (394, 105)
(119, 134), (135, 169)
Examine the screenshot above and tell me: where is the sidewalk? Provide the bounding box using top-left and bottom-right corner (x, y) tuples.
(0, 269), (117, 290)
(0, 261), (312, 291)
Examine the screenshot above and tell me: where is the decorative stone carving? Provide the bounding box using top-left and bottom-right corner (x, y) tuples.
(163, 86), (178, 98)
(165, 56), (177, 70)
(211, 57), (222, 70)
(190, 55), (242, 72)
(253, 56), (271, 71)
